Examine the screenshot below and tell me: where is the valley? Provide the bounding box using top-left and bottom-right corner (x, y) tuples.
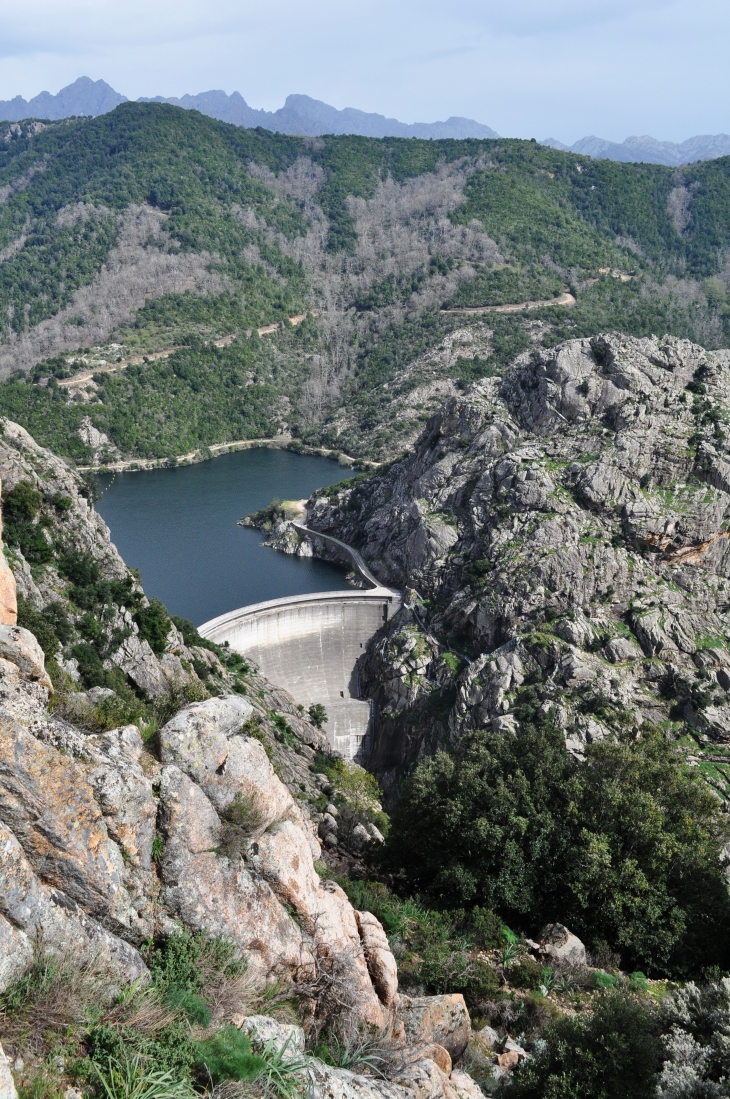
(0, 104), (729, 472)
(2, 101), (730, 1097)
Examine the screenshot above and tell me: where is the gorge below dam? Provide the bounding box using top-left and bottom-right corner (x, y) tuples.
(97, 447), (399, 757)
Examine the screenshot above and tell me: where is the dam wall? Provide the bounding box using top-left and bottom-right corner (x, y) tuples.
(199, 526), (401, 759)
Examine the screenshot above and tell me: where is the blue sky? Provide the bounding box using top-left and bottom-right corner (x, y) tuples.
(0, 0), (727, 143)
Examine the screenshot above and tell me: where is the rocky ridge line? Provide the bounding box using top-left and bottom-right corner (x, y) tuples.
(299, 333), (730, 793)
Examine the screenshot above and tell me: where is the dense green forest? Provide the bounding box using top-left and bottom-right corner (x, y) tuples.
(0, 104), (729, 462)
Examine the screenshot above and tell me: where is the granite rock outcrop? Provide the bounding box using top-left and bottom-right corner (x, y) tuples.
(0, 417), (486, 1098)
(304, 335), (730, 789)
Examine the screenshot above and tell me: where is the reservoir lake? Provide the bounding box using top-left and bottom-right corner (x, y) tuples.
(95, 448), (351, 626)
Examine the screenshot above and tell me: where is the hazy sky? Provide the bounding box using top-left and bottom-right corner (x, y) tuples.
(0, 0), (728, 143)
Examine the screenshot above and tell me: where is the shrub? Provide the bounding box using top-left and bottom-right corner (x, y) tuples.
(0, 949), (108, 1056)
(507, 956), (543, 991)
(147, 930), (245, 998)
(135, 598), (171, 656)
(170, 614), (219, 654)
(163, 988), (211, 1027)
(471, 906), (508, 949)
(91, 1053), (196, 1099)
(16, 594), (64, 658)
(216, 791), (267, 859)
(657, 978), (730, 1094)
(195, 1026), (266, 1083)
(151, 679), (209, 724)
(85, 1018), (199, 1083)
(85, 691), (146, 732)
(2, 480), (54, 563)
(510, 990), (661, 1099)
(308, 702), (327, 729)
(256, 1036), (313, 1098)
(418, 946), (500, 1004)
(382, 721), (730, 975)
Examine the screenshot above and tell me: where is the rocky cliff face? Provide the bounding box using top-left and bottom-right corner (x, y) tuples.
(0, 418), (485, 1099)
(306, 334), (730, 793)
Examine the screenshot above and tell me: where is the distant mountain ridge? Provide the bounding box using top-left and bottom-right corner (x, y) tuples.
(542, 132), (730, 166)
(0, 76), (126, 121)
(0, 77), (498, 140)
(2, 78), (729, 165)
(140, 89), (500, 140)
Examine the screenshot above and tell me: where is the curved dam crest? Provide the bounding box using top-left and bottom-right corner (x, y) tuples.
(199, 526), (401, 759)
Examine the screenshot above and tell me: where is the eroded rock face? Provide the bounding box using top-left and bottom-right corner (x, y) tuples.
(0, 819), (147, 990)
(398, 995), (471, 1060)
(311, 1062), (413, 1099)
(0, 627), (51, 690)
(158, 763), (308, 980)
(355, 909), (398, 1007)
(305, 335), (730, 781)
(0, 715), (140, 935)
(0, 480), (16, 628)
(0, 616), (396, 1035)
(158, 697), (395, 1028)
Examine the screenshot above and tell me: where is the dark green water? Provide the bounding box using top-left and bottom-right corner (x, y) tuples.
(95, 448), (351, 626)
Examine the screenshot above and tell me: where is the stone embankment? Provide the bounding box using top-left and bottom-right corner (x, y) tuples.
(77, 436), (376, 475)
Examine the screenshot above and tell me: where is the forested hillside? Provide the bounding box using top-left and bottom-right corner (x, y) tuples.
(1, 103), (730, 464)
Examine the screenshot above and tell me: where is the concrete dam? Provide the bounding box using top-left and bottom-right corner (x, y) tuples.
(199, 526), (401, 759)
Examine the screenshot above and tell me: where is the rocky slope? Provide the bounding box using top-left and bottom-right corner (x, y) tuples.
(0, 418), (486, 1098)
(304, 333), (730, 796)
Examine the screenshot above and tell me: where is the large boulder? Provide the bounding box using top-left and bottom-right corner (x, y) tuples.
(234, 1014), (305, 1056)
(393, 1055), (462, 1099)
(398, 995), (471, 1060)
(251, 823), (389, 1028)
(0, 1043), (18, 1099)
(87, 726), (157, 870)
(0, 625), (51, 689)
(159, 696), (288, 821)
(107, 634), (170, 697)
(158, 697), (395, 1029)
(157, 765), (307, 982)
(310, 1061), (412, 1099)
(449, 1070), (484, 1099)
(539, 923), (586, 967)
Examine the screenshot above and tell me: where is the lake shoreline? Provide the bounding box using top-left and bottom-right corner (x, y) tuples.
(79, 436), (379, 475)
(95, 447), (354, 625)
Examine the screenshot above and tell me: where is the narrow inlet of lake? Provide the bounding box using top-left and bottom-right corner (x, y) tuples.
(95, 448), (352, 626)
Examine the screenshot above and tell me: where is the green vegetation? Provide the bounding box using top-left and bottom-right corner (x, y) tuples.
(310, 751), (390, 838)
(215, 791), (267, 859)
(0, 930), (280, 1094)
(381, 718), (730, 976)
(333, 875), (507, 1009)
(509, 989), (661, 1099)
(193, 1027), (266, 1085)
(0, 108), (729, 464)
(448, 263), (564, 308)
(307, 702), (327, 729)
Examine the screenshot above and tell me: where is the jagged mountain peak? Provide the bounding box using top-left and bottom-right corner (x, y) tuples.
(542, 131), (730, 165)
(0, 76), (126, 122)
